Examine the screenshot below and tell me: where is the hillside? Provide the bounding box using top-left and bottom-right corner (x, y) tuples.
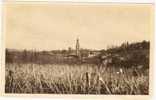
(6, 40), (150, 68)
(100, 40), (150, 69)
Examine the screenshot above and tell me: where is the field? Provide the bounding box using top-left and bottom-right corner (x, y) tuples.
(5, 63), (149, 94)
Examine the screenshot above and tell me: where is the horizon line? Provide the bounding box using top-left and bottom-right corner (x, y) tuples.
(5, 40), (150, 51)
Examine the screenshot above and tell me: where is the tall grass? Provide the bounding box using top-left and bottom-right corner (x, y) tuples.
(5, 63), (149, 94)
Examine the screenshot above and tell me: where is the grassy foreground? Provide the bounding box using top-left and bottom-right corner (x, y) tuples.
(5, 63), (149, 94)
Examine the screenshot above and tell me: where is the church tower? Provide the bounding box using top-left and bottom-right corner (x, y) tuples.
(76, 38), (80, 57)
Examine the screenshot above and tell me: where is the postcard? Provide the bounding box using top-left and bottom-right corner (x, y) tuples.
(0, 1), (154, 100)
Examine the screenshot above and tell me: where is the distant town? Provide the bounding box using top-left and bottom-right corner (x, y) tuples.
(6, 39), (149, 70)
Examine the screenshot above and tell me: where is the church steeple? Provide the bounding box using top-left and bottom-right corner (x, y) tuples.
(76, 38), (80, 57)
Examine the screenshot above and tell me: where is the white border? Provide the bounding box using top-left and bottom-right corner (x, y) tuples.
(0, 1), (155, 100)
(2, 0), (155, 3)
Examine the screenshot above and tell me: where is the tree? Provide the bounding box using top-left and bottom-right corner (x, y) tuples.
(22, 49), (28, 63)
(6, 49), (13, 63)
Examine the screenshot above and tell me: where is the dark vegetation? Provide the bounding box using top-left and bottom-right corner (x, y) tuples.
(6, 40), (150, 69)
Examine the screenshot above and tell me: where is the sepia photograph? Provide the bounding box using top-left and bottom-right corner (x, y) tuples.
(3, 3), (153, 95)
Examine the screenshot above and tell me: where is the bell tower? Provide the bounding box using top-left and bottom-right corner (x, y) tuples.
(76, 38), (80, 57)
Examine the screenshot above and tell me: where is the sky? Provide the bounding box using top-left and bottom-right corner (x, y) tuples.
(4, 4), (153, 50)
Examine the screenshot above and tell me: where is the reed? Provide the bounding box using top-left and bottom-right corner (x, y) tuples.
(5, 63), (149, 94)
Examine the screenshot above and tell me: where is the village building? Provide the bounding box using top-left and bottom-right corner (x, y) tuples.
(66, 38), (100, 59)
